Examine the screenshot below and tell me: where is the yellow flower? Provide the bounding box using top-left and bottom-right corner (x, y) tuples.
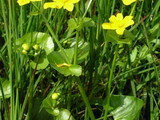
(102, 13), (134, 35)
(17, 0), (42, 6)
(44, 0), (80, 12)
(122, 0), (137, 5)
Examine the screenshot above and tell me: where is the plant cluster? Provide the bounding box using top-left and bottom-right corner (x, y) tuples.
(0, 0), (160, 120)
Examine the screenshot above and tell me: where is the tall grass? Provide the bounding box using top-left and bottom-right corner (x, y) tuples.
(0, 0), (160, 120)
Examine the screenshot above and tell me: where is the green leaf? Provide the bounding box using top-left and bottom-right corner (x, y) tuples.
(106, 30), (134, 44)
(42, 98), (74, 119)
(0, 80), (11, 99)
(16, 32), (54, 70)
(68, 18), (78, 30)
(130, 47), (138, 62)
(56, 109), (75, 120)
(70, 40), (89, 64)
(42, 97), (57, 115)
(110, 95), (144, 120)
(68, 65), (82, 77)
(47, 49), (82, 76)
(68, 17), (95, 31)
(30, 52), (49, 70)
(30, 98), (53, 120)
(59, 48), (74, 64)
(16, 32), (54, 55)
(139, 45), (149, 59)
(82, 17), (95, 27)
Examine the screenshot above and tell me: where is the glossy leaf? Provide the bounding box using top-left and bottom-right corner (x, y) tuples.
(130, 47), (138, 62)
(106, 30), (134, 44)
(68, 65), (82, 77)
(30, 52), (49, 70)
(16, 32), (54, 55)
(42, 97), (57, 115)
(68, 17), (95, 31)
(0, 80), (11, 99)
(56, 109), (75, 120)
(47, 49), (82, 76)
(30, 98), (53, 120)
(70, 41), (89, 64)
(110, 95), (144, 120)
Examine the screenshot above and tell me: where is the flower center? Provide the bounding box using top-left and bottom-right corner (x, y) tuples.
(117, 20), (125, 28)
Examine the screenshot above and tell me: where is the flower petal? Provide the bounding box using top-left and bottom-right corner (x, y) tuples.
(109, 15), (117, 23)
(17, 0), (30, 6)
(68, 0), (80, 4)
(122, 0), (137, 5)
(116, 13), (123, 21)
(102, 23), (115, 30)
(116, 28), (125, 35)
(44, 2), (58, 9)
(63, 3), (74, 12)
(123, 16), (134, 27)
(30, 0), (42, 1)
(55, 1), (64, 8)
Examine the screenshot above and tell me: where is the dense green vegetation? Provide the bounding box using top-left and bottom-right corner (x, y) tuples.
(0, 0), (160, 120)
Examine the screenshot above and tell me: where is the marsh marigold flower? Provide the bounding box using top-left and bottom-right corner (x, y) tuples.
(44, 0), (80, 12)
(102, 13), (134, 35)
(122, 0), (137, 5)
(17, 0), (42, 6)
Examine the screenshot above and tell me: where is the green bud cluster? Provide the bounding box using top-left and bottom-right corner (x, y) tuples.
(21, 43), (40, 55)
(22, 43), (30, 54)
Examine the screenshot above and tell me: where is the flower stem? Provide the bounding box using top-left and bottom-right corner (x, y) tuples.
(104, 45), (119, 120)
(76, 78), (96, 120)
(32, 3), (70, 64)
(130, 2), (137, 16)
(73, 31), (95, 120)
(73, 32), (79, 64)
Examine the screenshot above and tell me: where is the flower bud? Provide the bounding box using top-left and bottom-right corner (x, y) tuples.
(52, 93), (60, 100)
(33, 44), (40, 50)
(22, 43), (30, 51)
(22, 50), (27, 54)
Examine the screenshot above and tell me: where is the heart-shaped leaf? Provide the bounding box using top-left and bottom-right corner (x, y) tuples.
(109, 95), (144, 120)
(47, 49), (82, 76)
(42, 97), (57, 115)
(16, 32), (54, 55)
(106, 30), (134, 44)
(0, 80), (11, 99)
(30, 52), (49, 70)
(56, 109), (75, 120)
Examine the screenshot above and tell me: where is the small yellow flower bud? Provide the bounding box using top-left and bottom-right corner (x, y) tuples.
(22, 50), (27, 54)
(22, 43), (30, 51)
(33, 44), (40, 50)
(52, 93), (60, 100)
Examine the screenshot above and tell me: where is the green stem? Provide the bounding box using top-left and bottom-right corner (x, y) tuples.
(73, 31), (95, 120)
(104, 45), (119, 120)
(8, 0), (14, 120)
(142, 22), (160, 87)
(82, 0), (93, 18)
(76, 78), (96, 120)
(130, 2), (137, 16)
(31, 3), (70, 63)
(73, 32), (79, 64)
